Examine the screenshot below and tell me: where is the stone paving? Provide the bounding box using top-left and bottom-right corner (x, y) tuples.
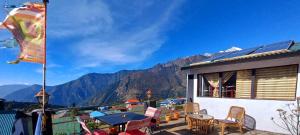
(153, 118), (283, 135)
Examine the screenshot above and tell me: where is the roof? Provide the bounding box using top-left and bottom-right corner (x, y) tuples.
(0, 111), (16, 135)
(125, 99), (140, 103)
(89, 111), (105, 118)
(182, 40), (300, 70)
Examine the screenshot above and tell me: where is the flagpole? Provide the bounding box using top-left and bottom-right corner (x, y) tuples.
(42, 0), (48, 114)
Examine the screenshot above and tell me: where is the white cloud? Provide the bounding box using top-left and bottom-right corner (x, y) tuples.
(224, 47), (242, 52)
(47, 63), (62, 68)
(35, 68), (43, 74)
(69, 0), (184, 67)
(48, 0), (113, 37)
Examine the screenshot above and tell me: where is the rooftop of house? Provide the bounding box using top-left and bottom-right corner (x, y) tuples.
(0, 111), (16, 135)
(182, 40), (300, 70)
(125, 99), (140, 103)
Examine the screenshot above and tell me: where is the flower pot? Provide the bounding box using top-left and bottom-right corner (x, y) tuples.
(109, 127), (118, 134)
(173, 112), (180, 120)
(165, 115), (171, 122)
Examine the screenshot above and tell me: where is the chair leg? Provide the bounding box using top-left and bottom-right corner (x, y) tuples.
(239, 126), (243, 134)
(220, 124), (225, 135)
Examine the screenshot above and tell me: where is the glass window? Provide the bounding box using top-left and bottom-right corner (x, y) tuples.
(221, 72), (236, 98)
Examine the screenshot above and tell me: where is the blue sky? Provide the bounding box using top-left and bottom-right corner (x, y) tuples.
(0, 0), (300, 86)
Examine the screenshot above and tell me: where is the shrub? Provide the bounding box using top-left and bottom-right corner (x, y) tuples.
(271, 97), (300, 135)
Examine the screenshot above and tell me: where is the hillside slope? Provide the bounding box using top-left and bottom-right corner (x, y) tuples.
(5, 55), (207, 106)
(0, 84), (30, 98)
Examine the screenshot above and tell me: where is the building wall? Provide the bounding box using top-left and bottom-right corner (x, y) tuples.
(189, 63), (300, 134)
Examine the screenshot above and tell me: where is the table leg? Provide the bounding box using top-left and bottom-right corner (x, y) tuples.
(122, 124), (126, 131)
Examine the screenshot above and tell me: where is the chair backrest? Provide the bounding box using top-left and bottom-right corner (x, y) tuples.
(125, 120), (141, 131)
(199, 109), (208, 115)
(140, 117), (152, 128)
(145, 107), (161, 119)
(76, 117), (92, 134)
(125, 117), (152, 132)
(226, 106), (245, 124)
(184, 102), (200, 114)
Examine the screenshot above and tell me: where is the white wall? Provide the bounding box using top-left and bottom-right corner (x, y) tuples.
(191, 64), (300, 134)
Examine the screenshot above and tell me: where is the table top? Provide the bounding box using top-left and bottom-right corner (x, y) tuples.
(188, 114), (214, 120)
(95, 112), (148, 126)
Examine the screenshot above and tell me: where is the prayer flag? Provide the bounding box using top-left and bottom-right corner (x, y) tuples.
(0, 3), (45, 64)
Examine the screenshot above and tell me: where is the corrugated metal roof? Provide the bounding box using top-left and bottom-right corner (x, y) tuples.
(0, 111), (16, 135)
(183, 40), (300, 69)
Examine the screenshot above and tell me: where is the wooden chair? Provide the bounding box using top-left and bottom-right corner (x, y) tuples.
(217, 106), (245, 135)
(145, 107), (160, 119)
(189, 116), (212, 135)
(184, 102), (200, 122)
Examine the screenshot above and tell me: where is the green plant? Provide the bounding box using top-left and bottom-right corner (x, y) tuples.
(87, 121), (97, 130)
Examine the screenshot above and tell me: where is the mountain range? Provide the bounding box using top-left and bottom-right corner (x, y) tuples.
(4, 54), (208, 106)
(0, 84), (29, 98)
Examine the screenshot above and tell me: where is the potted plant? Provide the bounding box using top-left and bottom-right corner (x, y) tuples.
(165, 114), (172, 122)
(173, 111), (180, 120)
(109, 126), (118, 134)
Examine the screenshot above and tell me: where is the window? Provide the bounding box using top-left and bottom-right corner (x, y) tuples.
(255, 65), (298, 100)
(203, 73), (219, 97)
(221, 72), (236, 98)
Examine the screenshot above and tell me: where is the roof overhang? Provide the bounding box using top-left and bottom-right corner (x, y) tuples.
(181, 50), (300, 74)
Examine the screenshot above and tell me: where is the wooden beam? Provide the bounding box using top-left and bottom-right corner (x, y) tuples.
(251, 69), (256, 99)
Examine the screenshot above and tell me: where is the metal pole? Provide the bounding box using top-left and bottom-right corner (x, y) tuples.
(42, 0), (48, 113)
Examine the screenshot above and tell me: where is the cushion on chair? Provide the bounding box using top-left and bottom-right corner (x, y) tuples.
(85, 130), (108, 135)
(118, 129), (146, 135)
(94, 129), (109, 135)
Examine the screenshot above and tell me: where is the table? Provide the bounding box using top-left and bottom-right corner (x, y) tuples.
(95, 112), (148, 132)
(188, 114), (214, 135)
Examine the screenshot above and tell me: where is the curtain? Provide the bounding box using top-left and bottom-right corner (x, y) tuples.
(256, 65), (297, 100)
(204, 73), (219, 97)
(236, 70), (252, 98)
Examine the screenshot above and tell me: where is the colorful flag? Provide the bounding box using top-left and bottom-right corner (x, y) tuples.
(0, 3), (45, 64)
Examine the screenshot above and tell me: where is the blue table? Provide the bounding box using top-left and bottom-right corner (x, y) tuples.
(95, 112), (148, 131)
